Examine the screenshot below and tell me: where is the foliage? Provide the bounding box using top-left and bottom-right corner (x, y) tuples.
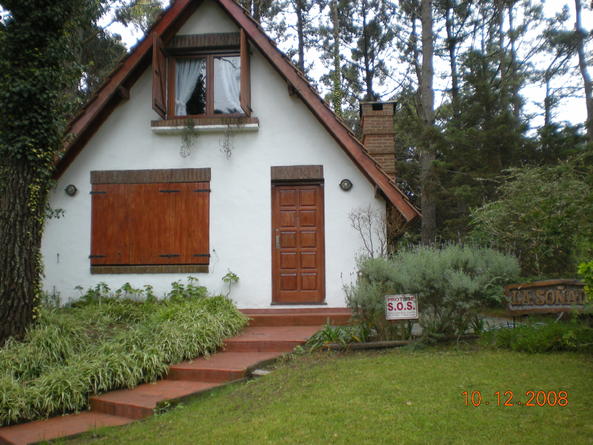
(0, 280), (247, 426)
(578, 260), (593, 302)
(306, 323), (370, 350)
(481, 320), (593, 353)
(0, 0), (88, 345)
(222, 270), (240, 298)
(346, 245), (520, 341)
(471, 159), (593, 277)
(165, 277), (208, 301)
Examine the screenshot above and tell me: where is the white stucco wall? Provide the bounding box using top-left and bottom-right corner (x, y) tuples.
(41, 0), (386, 307)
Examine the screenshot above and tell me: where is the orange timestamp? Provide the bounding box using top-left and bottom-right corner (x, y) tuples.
(462, 390), (569, 407)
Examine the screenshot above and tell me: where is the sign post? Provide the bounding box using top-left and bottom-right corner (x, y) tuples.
(385, 294), (418, 321)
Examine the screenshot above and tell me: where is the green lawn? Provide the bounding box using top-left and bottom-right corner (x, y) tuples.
(63, 347), (593, 445)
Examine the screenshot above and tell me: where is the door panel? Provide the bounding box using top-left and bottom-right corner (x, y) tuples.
(272, 183), (325, 304)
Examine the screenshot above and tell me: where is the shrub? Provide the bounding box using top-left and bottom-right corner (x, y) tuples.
(346, 245), (520, 341)
(578, 260), (593, 302)
(0, 280), (247, 426)
(481, 320), (593, 353)
(471, 161), (593, 277)
(306, 324), (371, 350)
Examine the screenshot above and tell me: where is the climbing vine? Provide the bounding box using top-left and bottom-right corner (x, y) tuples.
(0, 0), (84, 344)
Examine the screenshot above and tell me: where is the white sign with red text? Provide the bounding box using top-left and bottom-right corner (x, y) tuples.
(385, 294), (418, 320)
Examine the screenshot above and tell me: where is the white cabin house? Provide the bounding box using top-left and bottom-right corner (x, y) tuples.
(41, 0), (419, 308)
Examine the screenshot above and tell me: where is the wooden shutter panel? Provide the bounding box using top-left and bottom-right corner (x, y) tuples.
(239, 29), (251, 116)
(126, 182), (210, 266)
(152, 33), (167, 119)
(90, 184), (130, 265)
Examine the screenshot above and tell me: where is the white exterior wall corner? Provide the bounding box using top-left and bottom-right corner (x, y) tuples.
(41, 0), (387, 307)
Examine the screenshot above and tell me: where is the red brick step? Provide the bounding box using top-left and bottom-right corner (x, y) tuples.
(89, 380), (219, 420)
(241, 308), (352, 327)
(223, 326), (321, 352)
(167, 351), (280, 382)
(0, 412), (133, 445)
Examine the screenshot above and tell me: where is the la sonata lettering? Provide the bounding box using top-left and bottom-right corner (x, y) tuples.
(509, 288), (585, 306)
(505, 280), (586, 313)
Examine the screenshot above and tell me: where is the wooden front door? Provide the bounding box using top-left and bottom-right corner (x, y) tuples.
(272, 183), (325, 304)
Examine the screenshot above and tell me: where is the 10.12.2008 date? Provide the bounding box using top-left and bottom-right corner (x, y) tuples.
(462, 390), (568, 407)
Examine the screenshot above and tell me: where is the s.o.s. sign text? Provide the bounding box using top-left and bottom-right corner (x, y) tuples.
(385, 294), (418, 320)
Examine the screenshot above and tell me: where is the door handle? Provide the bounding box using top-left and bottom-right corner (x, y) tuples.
(275, 231), (281, 249)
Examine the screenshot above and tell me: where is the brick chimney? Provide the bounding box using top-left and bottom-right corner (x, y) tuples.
(359, 101), (396, 179)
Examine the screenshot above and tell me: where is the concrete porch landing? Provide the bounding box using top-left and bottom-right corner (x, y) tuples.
(0, 308), (351, 445)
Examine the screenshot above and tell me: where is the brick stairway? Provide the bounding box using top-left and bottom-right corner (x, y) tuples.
(0, 308), (350, 445)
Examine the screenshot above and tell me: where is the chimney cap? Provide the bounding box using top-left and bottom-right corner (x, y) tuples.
(359, 101), (397, 116)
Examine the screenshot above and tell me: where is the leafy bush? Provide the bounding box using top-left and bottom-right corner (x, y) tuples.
(306, 324), (371, 350)
(346, 245), (520, 341)
(481, 320), (593, 353)
(578, 260), (593, 302)
(471, 161), (593, 277)
(0, 280), (247, 426)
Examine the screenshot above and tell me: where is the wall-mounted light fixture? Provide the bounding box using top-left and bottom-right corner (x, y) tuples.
(64, 184), (78, 197)
(339, 179), (353, 191)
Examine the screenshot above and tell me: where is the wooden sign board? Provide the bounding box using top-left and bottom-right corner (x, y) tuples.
(385, 294), (418, 320)
(505, 280), (586, 314)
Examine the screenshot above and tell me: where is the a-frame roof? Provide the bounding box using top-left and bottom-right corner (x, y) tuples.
(56, 0), (420, 223)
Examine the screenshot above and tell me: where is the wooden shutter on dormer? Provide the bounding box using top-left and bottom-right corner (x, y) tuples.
(239, 29), (251, 116)
(152, 33), (167, 119)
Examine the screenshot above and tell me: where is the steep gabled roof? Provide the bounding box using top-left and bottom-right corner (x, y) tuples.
(56, 0), (420, 223)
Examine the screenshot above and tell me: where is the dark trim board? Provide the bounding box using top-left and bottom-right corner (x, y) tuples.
(168, 32), (240, 51)
(91, 265), (209, 274)
(271, 165), (323, 182)
(91, 168), (211, 184)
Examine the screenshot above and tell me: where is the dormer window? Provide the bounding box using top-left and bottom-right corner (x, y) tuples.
(153, 31), (251, 120)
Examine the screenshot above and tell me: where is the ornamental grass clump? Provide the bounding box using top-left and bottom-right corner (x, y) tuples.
(346, 245), (520, 341)
(0, 280), (247, 426)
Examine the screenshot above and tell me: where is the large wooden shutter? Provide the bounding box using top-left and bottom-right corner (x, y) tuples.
(152, 33), (167, 119)
(239, 29), (251, 116)
(90, 171), (210, 267)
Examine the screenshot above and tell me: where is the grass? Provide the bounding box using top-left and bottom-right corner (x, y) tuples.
(63, 346), (593, 445)
(0, 281), (247, 426)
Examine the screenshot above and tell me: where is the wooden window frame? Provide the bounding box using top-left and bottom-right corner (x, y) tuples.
(153, 30), (251, 120)
(90, 168), (211, 275)
(167, 51), (244, 119)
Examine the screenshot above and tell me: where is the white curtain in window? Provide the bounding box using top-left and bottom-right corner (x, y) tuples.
(214, 56), (241, 113)
(175, 59), (205, 116)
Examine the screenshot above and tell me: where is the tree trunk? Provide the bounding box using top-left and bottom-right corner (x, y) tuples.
(294, 0), (306, 72)
(330, 0), (343, 116)
(360, 0), (374, 100)
(507, 5), (521, 121)
(544, 72), (552, 128)
(575, 0), (593, 143)
(444, 0), (460, 116)
(0, 160), (46, 344)
(420, 0), (436, 245)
